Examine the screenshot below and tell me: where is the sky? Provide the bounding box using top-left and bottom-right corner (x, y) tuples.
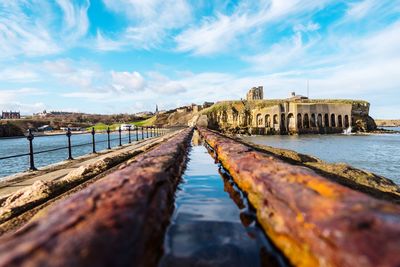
(0, 0), (399, 118)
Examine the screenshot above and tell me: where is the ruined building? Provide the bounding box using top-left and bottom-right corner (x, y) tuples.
(202, 86), (375, 135)
(1, 111), (20, 119)
(246, 86), (263, 101)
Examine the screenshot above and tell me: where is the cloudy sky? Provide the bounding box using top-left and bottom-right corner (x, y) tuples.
(0, 0), (399, 118)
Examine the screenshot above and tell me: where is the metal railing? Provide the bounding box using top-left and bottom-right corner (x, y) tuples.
(0, 126), (167, 172)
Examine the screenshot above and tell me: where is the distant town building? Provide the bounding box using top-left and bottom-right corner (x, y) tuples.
(246, 86), (264, 101)
(1, 111), (21, 119)
(287, 92), (309, 101)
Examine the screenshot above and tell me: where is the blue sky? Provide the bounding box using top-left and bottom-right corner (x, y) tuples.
(0, 0), (399, 118)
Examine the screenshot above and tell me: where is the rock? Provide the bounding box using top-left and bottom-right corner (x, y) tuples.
(199, 128), (400, 267)
(0, 181), (53, 223)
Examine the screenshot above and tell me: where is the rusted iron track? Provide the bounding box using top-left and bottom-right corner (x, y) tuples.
(198, 127), (400, 267)
(0, 128), (193, 267)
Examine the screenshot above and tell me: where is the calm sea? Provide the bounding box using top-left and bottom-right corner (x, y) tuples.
(0, 131), (144, 179)
(241, 127), (400, 184)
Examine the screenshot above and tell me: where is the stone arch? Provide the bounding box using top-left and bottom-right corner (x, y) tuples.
(232, 108), (239, 124)
(344, 115), (350, 128)
(311, 114), (316, 127)
(324, 114), (329, 127)
(303, 113), (310, 128)
(265, 114), (271, 127)
(331, 114), (336, 127)
(297, 113), (302, 129)
(273, 114), (279, 125)
(288, 113), (295, 131)
(222, 111), (228, 123)
(256, 113), (263, 127)
(317, 114), (323, 127)
(281, 114), (286, 132)
(338, 115), (343, 127)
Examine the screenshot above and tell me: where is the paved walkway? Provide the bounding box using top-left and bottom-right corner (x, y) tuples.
(0, 134), (172, 198)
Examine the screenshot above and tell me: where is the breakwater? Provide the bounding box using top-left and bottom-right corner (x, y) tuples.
(241, 132), (400, 184)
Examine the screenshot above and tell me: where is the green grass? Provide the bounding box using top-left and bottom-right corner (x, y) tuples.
(87, 116), (157, 131)
(131, 116), (156, 126)
(87, 123), (120, 131)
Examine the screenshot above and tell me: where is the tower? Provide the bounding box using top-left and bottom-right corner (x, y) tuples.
(246, 86), (264, 101)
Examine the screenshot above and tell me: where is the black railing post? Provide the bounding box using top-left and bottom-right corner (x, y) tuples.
(27, 129), (37, 171)
(66, 128), (73, 160)
(91, 127), (96, 153)
(107, 127), (111, 149)
(118, 126), (122, 146)
(150, 126), (153, 137)
(141, 127), (144, 140)
(136, 126), (139, 141)
(128, 126), (131, 143)
(146, 127), (149, 138)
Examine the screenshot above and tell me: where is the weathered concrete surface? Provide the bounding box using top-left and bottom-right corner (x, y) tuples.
(198, 127), (400, 267)
(235, 137), (400, 203)
(0, 128), (193, 267)
(0, 131), (177, 225)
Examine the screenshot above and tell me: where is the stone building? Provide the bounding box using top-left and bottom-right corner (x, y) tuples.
(202, 86), (373, 135)
(1, 111), (20, 119)
(251, 101), (354, 135)
(246, 86), (263, 101)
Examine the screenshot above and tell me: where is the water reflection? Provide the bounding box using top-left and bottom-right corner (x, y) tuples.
(158, 134), (286, 267)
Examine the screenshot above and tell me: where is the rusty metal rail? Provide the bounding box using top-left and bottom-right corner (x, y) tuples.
(198, 127), (400, 267)
(0, 128), (193, 267)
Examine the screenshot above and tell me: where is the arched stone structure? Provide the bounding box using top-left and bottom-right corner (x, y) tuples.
(331, 114), (336, 127)
(338, 115), (343, 127)
(317, 114), (323, 128)
(344, 115), (350, 128)
(303, 114), (310, 128)
(311, 114), (316, 127)
(324, 114), (329, 127)
(280, 114), (286, 132)
(222, 111), (228, 123)
(288, 113), (295, 132)
(265, 114), (271, 127)
(256, 113), (263, 127)
(297, 113), (302, 129)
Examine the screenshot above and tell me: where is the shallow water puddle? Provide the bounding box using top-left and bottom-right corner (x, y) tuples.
(158, 132), (287, 267)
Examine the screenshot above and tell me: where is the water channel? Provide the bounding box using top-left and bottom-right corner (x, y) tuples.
(158, 131), (287, 267)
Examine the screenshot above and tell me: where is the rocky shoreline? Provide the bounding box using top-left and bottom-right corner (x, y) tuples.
(375, 119), (400, 127)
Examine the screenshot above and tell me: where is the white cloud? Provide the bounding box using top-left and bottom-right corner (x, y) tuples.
(346, 0), (375, 20)
(147, 72), (186, 94)
(0, 68), (39, 83)
(111, 71), (145, 92)
(95, 31), (125, 51)
(175, 0), (331, 55)
(0, 1), (89, 59)
(293, 22), (320, 32)
(0, 88), (46, 114)
(99, 0), (192, 50)
(56, 0), (90, 41)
